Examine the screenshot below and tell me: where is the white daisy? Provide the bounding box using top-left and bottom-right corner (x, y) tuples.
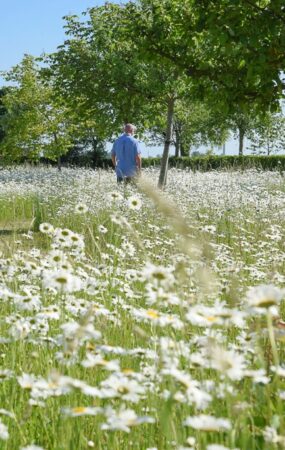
(74, 203), (88, 214)
(127, 195), (142, 210)
(39, 223), (54, 235)
(183, 414), (231, 431)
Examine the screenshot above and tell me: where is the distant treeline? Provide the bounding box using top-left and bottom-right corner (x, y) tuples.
(35, 154), (285, 171)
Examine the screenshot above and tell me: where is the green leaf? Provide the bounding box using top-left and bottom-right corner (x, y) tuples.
(238, 59), (246, 70)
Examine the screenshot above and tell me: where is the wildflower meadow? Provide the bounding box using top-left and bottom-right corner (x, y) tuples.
(0, 166), (284, 450)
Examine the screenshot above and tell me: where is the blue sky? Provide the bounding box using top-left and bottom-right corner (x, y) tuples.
(0, 0), (106, 75)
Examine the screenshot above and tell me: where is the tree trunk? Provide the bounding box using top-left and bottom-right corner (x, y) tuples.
(174, 125), (181, 157)
(181, 143), (188, 157)
(57, 155), (62, 171)
(174, 132), (179, 157)
(238, 127), (245, 156)
(158, 96), (175, 189)
(53, 132), (62, 171)
(91, 136), (98, 152)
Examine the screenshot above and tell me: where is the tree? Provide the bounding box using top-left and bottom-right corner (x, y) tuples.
(47, 3), (193, 187)
(0, 55), (73, 166)
(131, 0), (285, 110)
(46, 7), (160, 139)
(225, 109), (257, 156)
(148, 99), (230, 157)
(61, 122), (108, 167)
(173, 100), (230, 156)
(249, 112), (285, 155)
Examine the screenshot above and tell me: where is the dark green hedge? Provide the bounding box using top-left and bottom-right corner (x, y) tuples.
(101, 155), (285, 171)
(11, 154), (284, 171)
(171, 155), (285, 171)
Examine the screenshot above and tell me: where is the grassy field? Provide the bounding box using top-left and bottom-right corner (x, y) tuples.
(0, 166), (284, 450)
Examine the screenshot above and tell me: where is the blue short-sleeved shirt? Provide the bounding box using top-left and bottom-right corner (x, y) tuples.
(111, 133), (141, 177)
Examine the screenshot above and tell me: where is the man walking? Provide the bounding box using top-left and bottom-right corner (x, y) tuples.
(111, 123), (142, 183)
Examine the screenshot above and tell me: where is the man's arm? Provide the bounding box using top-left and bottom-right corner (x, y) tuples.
(136, 154), (142, 172)
(135, 141), (142, 173)
(111, 143), (116, 168)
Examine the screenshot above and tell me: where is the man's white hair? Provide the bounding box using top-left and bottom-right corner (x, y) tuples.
(124, 123), (136, 133)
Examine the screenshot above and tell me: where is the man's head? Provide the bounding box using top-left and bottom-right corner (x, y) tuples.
(124, 123), (136, 135)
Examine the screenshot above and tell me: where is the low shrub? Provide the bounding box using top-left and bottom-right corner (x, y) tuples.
(127, 155), (285, 171)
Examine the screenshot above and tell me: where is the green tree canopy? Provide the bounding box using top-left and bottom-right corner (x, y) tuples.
(47, 3), (196, 186)
(0, 55), (74, 164)
(131, 0), (285, 110)
(249, 111), (285, 155)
